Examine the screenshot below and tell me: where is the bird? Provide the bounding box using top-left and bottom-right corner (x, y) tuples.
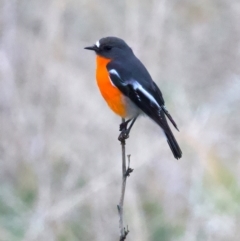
(84, 37), (182, 159)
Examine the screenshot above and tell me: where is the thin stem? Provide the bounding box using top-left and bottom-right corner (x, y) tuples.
(118, 118), (130, 240)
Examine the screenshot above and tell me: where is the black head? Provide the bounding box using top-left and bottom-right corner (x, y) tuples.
(84, 37), (133, 59)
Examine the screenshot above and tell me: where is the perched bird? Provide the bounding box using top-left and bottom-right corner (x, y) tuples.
(85, 37), (182, 159)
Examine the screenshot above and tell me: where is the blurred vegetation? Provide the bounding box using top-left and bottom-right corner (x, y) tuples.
(0, 0), (240, 240)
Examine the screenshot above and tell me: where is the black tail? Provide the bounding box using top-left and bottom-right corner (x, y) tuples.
(165, 129), (182, 159)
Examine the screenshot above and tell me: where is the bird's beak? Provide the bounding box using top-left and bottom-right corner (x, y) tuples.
(84, 45), (98, 51)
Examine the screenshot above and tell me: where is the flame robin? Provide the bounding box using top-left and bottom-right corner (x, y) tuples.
(85, 37), (182, 159)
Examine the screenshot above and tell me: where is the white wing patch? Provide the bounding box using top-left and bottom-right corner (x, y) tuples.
(109, 69), (121, 87)
(95, 40), (100, 48)
(133, 81), (160, 108)
(109, 69), (120, 78)
(108, 70), (160, 110)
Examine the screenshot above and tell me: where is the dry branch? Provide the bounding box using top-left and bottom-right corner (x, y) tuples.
(117, 118), (133, 240)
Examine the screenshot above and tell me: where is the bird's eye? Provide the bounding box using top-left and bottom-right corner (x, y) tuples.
(103, 45), (112, 51)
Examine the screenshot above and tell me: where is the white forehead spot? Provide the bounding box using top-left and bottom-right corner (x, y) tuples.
(95, 40), (100, 47)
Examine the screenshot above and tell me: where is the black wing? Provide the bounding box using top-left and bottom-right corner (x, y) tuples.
(107, 60), (182, 159)
(107, 60), (179, 131)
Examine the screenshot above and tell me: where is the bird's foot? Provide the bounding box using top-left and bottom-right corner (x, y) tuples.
(118, 129), (129, 142)
(119, 119), (131, 131)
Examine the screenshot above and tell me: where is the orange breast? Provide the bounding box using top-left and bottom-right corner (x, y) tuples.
(96, 55), (126, 117)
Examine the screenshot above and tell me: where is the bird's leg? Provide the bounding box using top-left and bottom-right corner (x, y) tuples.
(118, 116), (138, 141)
(119, 118), (132, 132)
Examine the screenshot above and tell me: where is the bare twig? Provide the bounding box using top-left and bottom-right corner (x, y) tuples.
(117, 118), (133, 241)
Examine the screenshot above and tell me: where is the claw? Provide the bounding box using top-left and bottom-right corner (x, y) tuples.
(118, 116), (138, 142)
(118, 129), (129, 141)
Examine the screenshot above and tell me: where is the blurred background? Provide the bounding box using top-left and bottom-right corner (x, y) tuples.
(0, 0), (240, 240)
